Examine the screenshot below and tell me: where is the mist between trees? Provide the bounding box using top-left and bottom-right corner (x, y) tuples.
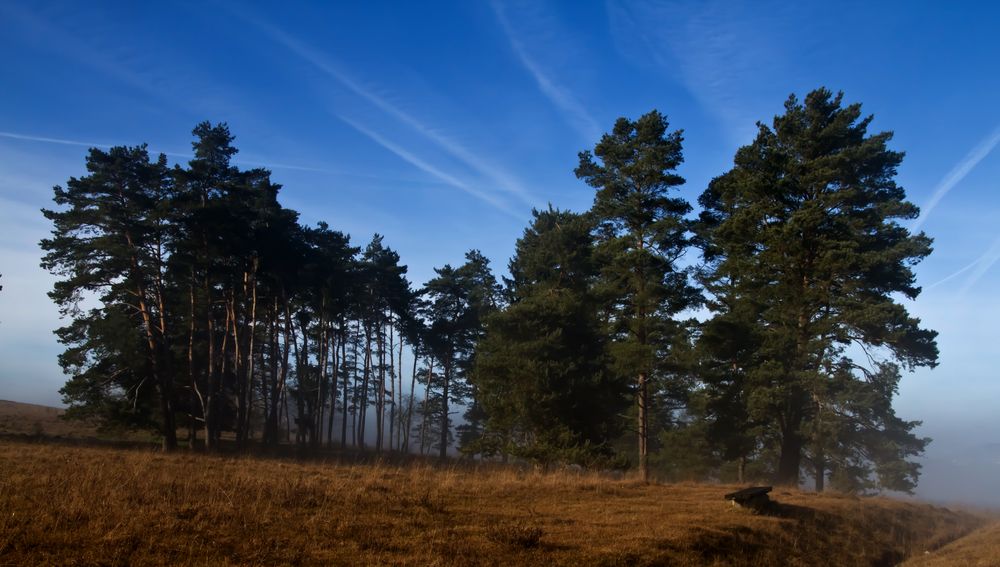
(39, 88), (938, 493)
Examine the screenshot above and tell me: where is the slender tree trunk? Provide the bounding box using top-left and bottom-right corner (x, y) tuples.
(396, 327), (404, 451)
(327, 325), (340, 448)
(439, 361), (450, 460)
(376, 319), (386, 453)
(638, 371), (649, 482)
(265, 298), (282, 445)
(241, 268), (258, 447)
(204, 277), (217, 451)
(388, 322), (396, 451)
(350, 322), (360, 447)
(359, 324), (372, 450)
(419, 360), (434, 456)
(281, 295), (293, 444)
(315, 316), (329, 449)
(188, 280), (201, 450)
(404, 352), (418, 453)
(341, 325), (349, 449)
(122, 215), (175, 451)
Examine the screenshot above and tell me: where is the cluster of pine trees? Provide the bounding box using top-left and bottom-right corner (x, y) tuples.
(42, 88), (937, 492)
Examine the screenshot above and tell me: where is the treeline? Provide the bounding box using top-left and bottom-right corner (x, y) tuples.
(42, 88), (937, 492)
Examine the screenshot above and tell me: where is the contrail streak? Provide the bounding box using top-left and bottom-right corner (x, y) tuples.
(958, 235), (1000, 295)
(912, 124), (1000, 232)
(238, 12), (537, 209)
(491, 1), (602, 143)
(0, 131), (332, 174)
(0, 131), (113, 148)
(338, 116), (522, 219)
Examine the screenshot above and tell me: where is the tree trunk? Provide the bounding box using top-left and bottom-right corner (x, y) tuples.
(404, 352), (418, 453)
(326, 325), (339, 448)
(242, 271), (257, 447)
(341, 325), (350, 449)
(204, 279), (217, 452)
(388, 322), (396, 451)
(439, 361), (450, 460)
(396, 327), (404, 451)
(358, 325), (372, 450)
(638, 371), (649, 482)
(776, 428), (803, 485)
(376, 320), (385, 453)
(188, 280), (202, 450)
(419, 360), (434, 455)
(815, 451), (825, 492)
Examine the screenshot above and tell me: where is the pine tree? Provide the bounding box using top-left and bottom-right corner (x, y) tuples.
(697, 88), (937, 490)
(41, 145), (179, 449)
(419, 251), (498, 459)
(473, 207), (628, 465)
(576, 111), (700, 481)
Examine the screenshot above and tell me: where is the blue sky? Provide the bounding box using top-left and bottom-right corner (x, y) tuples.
(1, 1), (998, 502)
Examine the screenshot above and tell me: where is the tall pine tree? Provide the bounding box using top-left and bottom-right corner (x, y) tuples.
(576, 111), (700, 481)
(42, 145), (178, 449)
(697, 88), (937, 490)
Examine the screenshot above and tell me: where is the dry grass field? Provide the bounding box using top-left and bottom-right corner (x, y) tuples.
(0, 438), (990, 567)
(900, 520), (1000, 566)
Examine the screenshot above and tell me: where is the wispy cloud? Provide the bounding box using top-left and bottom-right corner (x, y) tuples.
(0, 131), (113, 149)
(0, 3), (218, 119)
(958, 235), (1000, 295)
(606, 0), (802, 144)
(925, 234), (1000, 294)
(912, 124), (1000, 233)
(234, 8), (537, 210)
(0, 130), (335, 174)
(338, 116), (520, 218)
(491, 1), (602, 142)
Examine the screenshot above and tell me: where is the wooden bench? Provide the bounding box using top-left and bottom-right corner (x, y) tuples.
(724, 486), (772, 510)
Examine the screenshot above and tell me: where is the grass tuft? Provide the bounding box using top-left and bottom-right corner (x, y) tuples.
(485, 520), (544, 548)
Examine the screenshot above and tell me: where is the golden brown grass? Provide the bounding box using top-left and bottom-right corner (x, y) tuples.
(901, 521), (1000, 566)
(0, 440), (988, 566)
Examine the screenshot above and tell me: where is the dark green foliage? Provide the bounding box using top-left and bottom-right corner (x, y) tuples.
(696, 88), (936, 491)
(38, 94), (938, 496)
(472, 207), (628, 466)
(40, 123), (420, 454)
(41, 145), (178, 448)
(576, 110), (700, 480)
(419, 250), (499, 459)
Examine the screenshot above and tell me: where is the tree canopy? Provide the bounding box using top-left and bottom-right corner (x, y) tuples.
(39, 90), (939, 493)
(696, 88), (937, 490)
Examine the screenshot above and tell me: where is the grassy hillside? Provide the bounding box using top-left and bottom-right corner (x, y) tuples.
(0, 439), (988, 567)
(0, 399), (96, 437)
(0, 399), (158, 443)
(901, 521), (1000, 566)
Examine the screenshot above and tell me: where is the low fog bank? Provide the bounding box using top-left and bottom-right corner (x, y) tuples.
(911, 423), (1000, 509)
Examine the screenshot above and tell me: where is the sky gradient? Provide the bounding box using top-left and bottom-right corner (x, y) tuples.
(1, 1), (998, 504)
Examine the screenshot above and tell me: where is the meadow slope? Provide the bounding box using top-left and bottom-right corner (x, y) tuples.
(901, 520), (1000, 566)
(0, 439), (988, 566)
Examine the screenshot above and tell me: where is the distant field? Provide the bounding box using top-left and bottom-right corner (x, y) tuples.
(0, 399), (98, 437)
(0, 399), (157, 443)
(0, 439), (990, 566)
